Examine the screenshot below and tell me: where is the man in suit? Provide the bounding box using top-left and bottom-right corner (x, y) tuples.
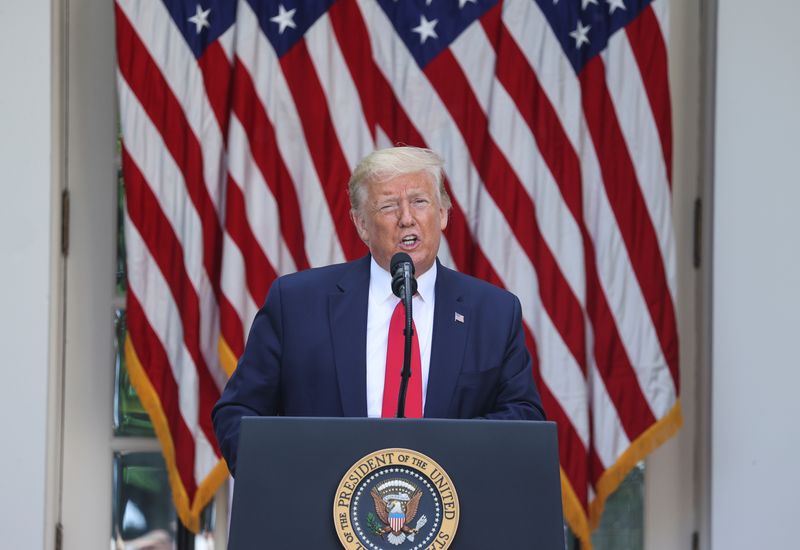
(212, 147), (544, 474)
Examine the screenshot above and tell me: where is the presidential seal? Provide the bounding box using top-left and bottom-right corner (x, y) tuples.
(334, 448), (459, 550)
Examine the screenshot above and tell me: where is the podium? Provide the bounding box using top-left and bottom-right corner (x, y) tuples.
(229, 417), (565, 549)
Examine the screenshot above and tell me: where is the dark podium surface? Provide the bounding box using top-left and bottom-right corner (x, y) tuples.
(230, 417), (565, 549)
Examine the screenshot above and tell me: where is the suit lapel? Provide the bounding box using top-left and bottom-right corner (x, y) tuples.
(329, 256), (370, 417)
(425, 263), (470, 417)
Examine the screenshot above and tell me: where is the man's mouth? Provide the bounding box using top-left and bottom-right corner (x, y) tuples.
(399, 235), (419, 249)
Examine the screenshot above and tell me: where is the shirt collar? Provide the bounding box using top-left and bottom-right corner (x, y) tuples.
(369, 256), (437, 303)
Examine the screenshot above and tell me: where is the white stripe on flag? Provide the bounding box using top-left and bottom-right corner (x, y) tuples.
(118, 72), (225, 392)
(227, 115), (298, 276)
(503, 0), (676, 418)
(236, 2), (346, 267)
(125, 215), (201, 435)
(603, 30), (676, 298)
(305, 13), (376, 171)
(117, 0), (226, 219)
(451, 22), (587, 307)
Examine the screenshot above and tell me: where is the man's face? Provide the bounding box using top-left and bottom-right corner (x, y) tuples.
(352, 171), (448, 276)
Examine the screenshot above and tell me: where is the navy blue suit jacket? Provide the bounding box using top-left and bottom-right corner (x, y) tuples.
(212, 256), (545, 474)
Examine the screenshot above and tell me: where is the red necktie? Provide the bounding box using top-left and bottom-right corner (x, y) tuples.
(381, 301), (423, 418)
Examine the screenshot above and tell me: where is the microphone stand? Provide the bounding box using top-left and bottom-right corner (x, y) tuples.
(396, 262), (414, 418)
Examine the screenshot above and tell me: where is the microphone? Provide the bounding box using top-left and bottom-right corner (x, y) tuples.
(389, 253), (417, 418)
(390, 253), (418, 300)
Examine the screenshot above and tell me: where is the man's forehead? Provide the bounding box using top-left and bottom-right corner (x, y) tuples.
(369, 173), (435, 197)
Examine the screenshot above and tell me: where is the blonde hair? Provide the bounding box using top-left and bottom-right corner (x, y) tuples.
(348, 146), (452, 214)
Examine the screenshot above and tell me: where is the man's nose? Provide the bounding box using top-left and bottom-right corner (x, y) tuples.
(398, 201), (415, 226)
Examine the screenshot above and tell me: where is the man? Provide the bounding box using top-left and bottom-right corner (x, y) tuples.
(212, 147), (544, 474)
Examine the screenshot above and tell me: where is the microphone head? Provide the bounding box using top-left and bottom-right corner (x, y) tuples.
(391, 270), (418, 298)
(390, 252), (415, 276)
(390, 253), (416, 298)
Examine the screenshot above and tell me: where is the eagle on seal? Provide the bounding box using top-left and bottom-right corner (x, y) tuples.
(370, 486), (423, 536)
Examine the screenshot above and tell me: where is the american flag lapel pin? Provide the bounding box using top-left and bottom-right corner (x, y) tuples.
(454, 312), (464, 324)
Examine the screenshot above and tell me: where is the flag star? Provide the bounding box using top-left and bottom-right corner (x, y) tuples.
(582, 0), (598, 9)
(187, 4), (211, 34)
(459, 0), (477, 8)
(412, 15), (439, 44)
(569, 20), (591, 48)
(270, 4), (297, 35)
(607, 0), (626, 14)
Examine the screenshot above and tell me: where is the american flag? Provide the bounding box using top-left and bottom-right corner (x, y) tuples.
(115, 0), (681, 545)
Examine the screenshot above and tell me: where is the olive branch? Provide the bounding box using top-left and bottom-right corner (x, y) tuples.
(366, 512), (384, 536)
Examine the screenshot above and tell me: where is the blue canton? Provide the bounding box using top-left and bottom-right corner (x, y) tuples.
(378, 0), (498, 69)
(534, 0), (654, 74)
(248, 0), (336, 58)
(164, 0), (238, 59)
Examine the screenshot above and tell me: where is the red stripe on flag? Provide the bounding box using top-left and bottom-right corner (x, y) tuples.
(425, 49), (588, 373)
(279, 41), (366, 260)
(484, 9), (657, 438)
(127, 290), (199, 498)
(231, 58), (311, 271)
(523, 327), (589, 510)
(123, 147), (220, 451)
(625, 6), (673, 185)
(327, 2), (378, 144)
(225, 174), (279, 305)
(116, 6), (225, 314)
(198, 41), (234, 144)
(579, 57), (680, 388)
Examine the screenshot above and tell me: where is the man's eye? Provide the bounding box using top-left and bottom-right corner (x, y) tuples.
(379, 204), (398, 212)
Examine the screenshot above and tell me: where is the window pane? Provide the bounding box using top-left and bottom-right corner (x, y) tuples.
(112, 452), (216, 549)
(565, 464), (644, 549)
(592, 463), (644, 550)
(113, 309), (154, 437)
(116, 138), (126, 296)
(112, 452), (174, 546)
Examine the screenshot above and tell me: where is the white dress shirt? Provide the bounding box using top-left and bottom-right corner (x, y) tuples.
(365, 257), (437, 417)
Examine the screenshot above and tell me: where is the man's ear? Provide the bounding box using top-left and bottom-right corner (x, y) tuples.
(351, 209), (369, 243)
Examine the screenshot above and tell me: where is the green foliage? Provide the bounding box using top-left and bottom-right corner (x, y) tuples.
(366, 512), (383, 536)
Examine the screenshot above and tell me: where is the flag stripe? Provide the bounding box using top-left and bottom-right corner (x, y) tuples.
(523, 328), (589, 510)
(116, 5), (225, 307)
(424, 49), (588, 373)
(117, 0), (226, 224)
(117, 73), (227, 395)
(223, 172), (278, 305)
(197, 40), (234, 140)
(230, 59), (310, 272)
(625, 6), (673, 185)
(579, 57), (680, 387)
(479, 9), (658, 439)
(279, 41), (366, 260)
(453, 14), (587, 308)
(501, 3), (677, 420)
(123, 147), (220, 449)
(305, 13), (375, 172)
(603, 28), (675, 297)
(126, 290), (199, 497)
(235, 2), (346, 267)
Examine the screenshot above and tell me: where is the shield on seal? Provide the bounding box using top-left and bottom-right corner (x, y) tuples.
(388, 508), (405, 533)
